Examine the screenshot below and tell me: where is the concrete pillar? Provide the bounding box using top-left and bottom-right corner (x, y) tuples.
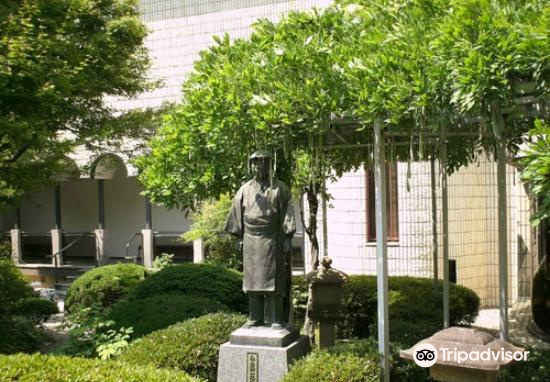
(51, 229), (63, 267)
(142, 229), (154, 268)
(193, 238), (205, 263)
(10, 229), (22, 265)
(94, 229), (107, 266)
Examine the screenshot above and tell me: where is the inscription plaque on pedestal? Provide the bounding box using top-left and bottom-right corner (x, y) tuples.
(247, 353), (258, 382)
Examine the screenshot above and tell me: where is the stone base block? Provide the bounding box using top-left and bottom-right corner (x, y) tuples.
(217, 336), (310, 382)
(230, 325), (299, 347)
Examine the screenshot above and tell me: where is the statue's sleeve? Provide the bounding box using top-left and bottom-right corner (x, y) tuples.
(225, 187), (244, 237)
(281, 183), (296, 237)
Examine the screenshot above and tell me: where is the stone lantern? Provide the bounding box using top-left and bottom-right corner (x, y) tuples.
(306, 256), (347, 348)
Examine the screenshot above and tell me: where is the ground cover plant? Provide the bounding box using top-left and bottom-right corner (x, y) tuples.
(107, 293), (228, 338)
(119, 312), (246, 381)
(125, 263), (246, 312)
(65, 263), (148, 313)
(0, 353), (203, 382)
(293, 275), (480, 347)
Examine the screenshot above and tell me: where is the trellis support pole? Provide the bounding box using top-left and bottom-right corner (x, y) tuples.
(374, 120), (390, 382)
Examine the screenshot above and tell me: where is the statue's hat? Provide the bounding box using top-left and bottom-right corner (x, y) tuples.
(249, 150), (272, 160)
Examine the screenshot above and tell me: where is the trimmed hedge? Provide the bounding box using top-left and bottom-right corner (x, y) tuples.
(65, 264), (148, 312)
(120, 312), (246, 381)
(284, 339), (427, 382)
(0, 353), (203, 382)
(108, 293), (228, 338)
(126, 263), (246, 313)
(283, 345), (380, 382)
(293, 275), (480, 346)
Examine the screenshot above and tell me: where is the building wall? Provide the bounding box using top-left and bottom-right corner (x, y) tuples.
(109, 0), (331, 111)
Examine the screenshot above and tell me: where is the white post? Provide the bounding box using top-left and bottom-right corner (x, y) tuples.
(322, 180), (328, 259)
(51, 229), (63, 267)
(94, 229), (107, 266)
(431, 157), (439, 284)
(193, 238), (205, 263)
(492, 104), (509, 340)
(10, 229), (22, 265)
(374, 120), (390, 382)
(440, 126), (450, 328)
(142, 229), (154, 268)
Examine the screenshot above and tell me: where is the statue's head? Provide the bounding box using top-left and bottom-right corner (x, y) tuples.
(249, 150), (272, 181)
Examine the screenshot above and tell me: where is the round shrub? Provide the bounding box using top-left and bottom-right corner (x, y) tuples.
(65, 264), (147, 312)
(0, 258), (33, 316)
(126, 263), (246, 312)
(120, 312), (246, 381)
(13, 297), (58, 323)
(108, 293), (228, 338)
(293, 275), (480, 346)
(0, 353), (202, 382)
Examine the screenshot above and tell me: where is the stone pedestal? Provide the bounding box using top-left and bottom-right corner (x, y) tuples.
(141, 229), (154, 268)
(218, 326), (310, 382)
(10, 229), (22, 265)
(51, 229), (63, 266)
(193, 238), (205, 263)
(94, 229), (107, 265)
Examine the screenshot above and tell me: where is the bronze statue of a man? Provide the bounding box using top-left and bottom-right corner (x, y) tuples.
(225, 150), (295, 329)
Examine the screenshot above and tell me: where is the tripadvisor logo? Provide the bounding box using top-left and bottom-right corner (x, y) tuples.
(413, 343), (529, 368)
(413, 343), (438, 367)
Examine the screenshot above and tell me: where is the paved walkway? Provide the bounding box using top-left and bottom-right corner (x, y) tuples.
(473, 298), (550, 350)
(40, 299), (69, 353)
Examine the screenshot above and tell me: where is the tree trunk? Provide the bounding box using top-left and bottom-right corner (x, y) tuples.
(300, 180), (320, 343)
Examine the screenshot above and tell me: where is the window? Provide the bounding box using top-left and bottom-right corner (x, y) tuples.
(366, 164), (399, 242)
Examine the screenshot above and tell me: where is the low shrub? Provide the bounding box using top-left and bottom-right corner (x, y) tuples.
(0, 353), (203, 382)
(283, 339), (427, 382)
(126, 263), (246, 312)
(293, 275), (480, 346)
(65, 263), (148, 312)
(13, 297), (58, 323)
(498, 347), (550, 382)
(108, 293), (227, 338)
(0, 257), (33, 317)
(120, 312), (246, 381)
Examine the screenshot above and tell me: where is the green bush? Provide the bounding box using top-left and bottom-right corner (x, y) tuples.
(13, 297), (58, 323)
(182, 195), (242, 271)
(0, 353), (203, 382)
(0, 317), (46, 355)
(126, 263), (246, 312)
(283, 339), (427, 382)
(498, 347), (550, 382)
(120, 312), (246, 381)
(0, 257), (33, 317)
(65, 263), (148, 312)
(108, 293), (228, 338)
(293, 275), (480, 346)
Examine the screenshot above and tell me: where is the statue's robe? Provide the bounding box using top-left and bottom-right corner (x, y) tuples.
(225, 178), (295, 296)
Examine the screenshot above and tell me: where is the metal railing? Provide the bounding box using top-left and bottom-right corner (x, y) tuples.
(124, 232), (143, 264)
